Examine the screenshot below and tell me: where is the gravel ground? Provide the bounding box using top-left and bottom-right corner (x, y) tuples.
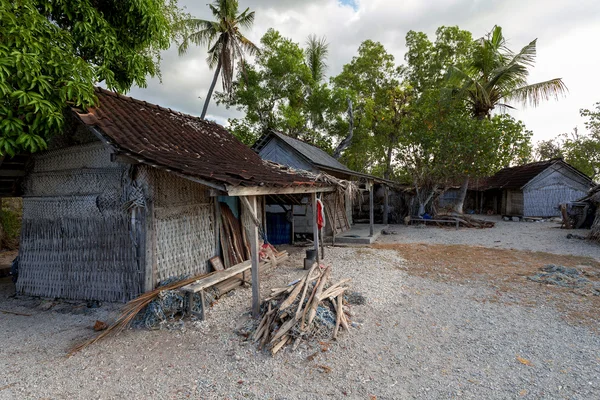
(1, 222), (599, 399)
(380, 215), (600, 260)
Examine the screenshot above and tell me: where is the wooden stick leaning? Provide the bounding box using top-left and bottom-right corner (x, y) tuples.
(305, 266), (331, 328)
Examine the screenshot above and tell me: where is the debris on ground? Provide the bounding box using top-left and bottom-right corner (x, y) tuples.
(68, 272), (216, 355)
(528, 265), (600, 296)
(435, 214), (496, 228)
(566, 233), (587, 240)
(244, 264), (355, 355)
(93, 320), (108, 331)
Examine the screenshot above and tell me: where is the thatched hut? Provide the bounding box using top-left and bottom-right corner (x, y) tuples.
(7, 88), (336, 302)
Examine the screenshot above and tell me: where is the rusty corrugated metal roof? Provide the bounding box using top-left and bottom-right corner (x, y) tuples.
(73, 88), (331, 190)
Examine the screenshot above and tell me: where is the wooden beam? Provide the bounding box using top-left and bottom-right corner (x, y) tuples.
(224, 184), (336, 197)
(214, 197), (221, 258)
(369, 180), (374, 237)
(383, 185), (389, 225)
(312, 192), (320, 263)
(247, 195), (261, 318)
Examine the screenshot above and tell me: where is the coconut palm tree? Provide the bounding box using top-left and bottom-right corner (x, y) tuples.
(450, 25), (567, 120)
(305, 34), (329, 83)
(449, 25), (567, 213)
(178, 0), (259, 119)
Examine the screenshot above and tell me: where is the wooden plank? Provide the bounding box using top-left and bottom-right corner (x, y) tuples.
(249, 195), (261, 318)
(181, 260), (252, 293)
(209, 256), (225, 271)
(369, 180), (374, 237)
(383, 185), (389, 225)
(225, 185), (336, 197)
(312, 192), (320, 263)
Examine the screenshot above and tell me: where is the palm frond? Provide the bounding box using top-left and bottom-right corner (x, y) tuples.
(305, 34), (329, 82)
(509, 78), (568, 107)
(236, 8), (255, 30)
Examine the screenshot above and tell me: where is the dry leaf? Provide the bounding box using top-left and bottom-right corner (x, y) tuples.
(519, 389), (527, 396)
(315, 364), (332, 373)
(369, 396), (377, 400)
(516, 355), (533, 366)
(93, 320), (108, 331)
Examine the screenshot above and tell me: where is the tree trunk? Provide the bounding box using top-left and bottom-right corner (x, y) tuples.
(333, 97), (354, 159)
(201, 58), (222, 120)
(453, 176), (470, 214)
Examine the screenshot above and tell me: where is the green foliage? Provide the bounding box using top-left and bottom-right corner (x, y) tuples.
(218, 29), (330, 144)
(0, 0), (184, 156)
(536, 138), (563, 160)
(1, 208), (20, 241)
(405, 26), (473, 92)
(536, 102), (600, 180)
(331, 40), (404, 176)
(448, 25), (567, 119)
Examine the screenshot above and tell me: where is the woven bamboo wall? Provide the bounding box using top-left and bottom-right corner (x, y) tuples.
(145, 168), (216, 282)
(17, 143), (142, 302)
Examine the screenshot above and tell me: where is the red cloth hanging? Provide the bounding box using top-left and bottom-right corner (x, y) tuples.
(316, 199), (325, 229)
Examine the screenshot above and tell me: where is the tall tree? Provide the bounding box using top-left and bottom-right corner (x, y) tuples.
(448, 25), (567, 212)
(178, 0), (258, 119)
(218, 29), (335, 146)
(0, 0), (184, 156)
(331, 40), (402, 174)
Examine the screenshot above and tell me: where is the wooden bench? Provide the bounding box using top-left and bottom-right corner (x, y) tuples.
(180, 252), (288, 320)
(411, 216), (459, 230)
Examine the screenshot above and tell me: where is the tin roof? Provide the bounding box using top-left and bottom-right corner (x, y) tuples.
(73, 88), (334, 193)
(476, 159), (591, 190)
(253, 130), (393, 184)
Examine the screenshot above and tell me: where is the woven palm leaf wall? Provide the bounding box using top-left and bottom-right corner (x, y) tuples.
(17, 142), (142, 302)
(144, 168), (216, 282)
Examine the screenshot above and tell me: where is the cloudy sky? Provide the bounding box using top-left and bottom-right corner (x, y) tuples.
(129, 0), (600, 143)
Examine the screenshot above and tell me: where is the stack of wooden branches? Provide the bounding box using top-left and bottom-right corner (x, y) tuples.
(436, 214), (495, 228)
(252, 264), (352, 355)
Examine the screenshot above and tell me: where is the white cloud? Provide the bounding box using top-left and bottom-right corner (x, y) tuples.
(128, 0), (600, 143)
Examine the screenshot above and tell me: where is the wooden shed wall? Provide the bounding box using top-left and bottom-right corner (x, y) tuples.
(257, 139), (315, 172)
(523, 165), (591, 217)
(17, 142), (142, 302)
(501, 189), (524, 216)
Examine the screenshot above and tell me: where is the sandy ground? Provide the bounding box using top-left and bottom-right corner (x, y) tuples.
(1, 221), (599, 399)
(379, 215), (600, 260)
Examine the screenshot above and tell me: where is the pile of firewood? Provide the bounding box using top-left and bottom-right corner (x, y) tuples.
(436, 214), (495, 228)
(252, 264), (351, 355)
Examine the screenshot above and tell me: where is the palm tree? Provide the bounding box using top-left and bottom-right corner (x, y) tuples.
(450, 25), (567, 120)
(449, 25), (567, 212)
(178, 0), (259, 119)
(305, 35), (329, 83)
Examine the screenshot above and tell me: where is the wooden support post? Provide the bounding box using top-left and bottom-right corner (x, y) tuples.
(320, 227), (324, 260)
(291, 207), (295, 245)
(332, 194), (338, 246)
(383, 185), (389, 225)
(186, 291), (206, 320)
(369, 180), (374, 237)
(214, 198), (221, 257)
(262, 196), (267, 240)
(247, 195), (261, 318)
(312, 192), (320, 263)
